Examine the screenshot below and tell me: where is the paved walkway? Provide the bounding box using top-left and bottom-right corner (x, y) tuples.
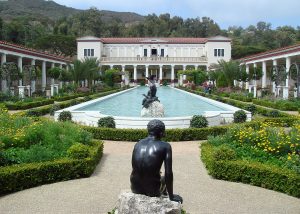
(0, 141), (300, 214)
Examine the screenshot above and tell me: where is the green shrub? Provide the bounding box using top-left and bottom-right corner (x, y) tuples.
(84, 126), (229, 142)
(58, 111), (72, 122)
(0, 141), (103, 195)
(245, 104), (257, 115)
(233, 110), (247, 123)
(268, 110), (280, 118)
(98, 116), (116, 128)
(201, 143), (300, 198)
(67, 143), (90, 159)
(190, 115), (208, 128)
(213, 145), (237, 161)
(50, 104), (60, 116)
(163, 80), (168, 86)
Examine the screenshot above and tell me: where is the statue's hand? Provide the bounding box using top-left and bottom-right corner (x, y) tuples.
(170, 194), (183, 204)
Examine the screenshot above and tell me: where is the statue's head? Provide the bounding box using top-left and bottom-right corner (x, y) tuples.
(149, 75), (156, 81)
(147, 119), (165, 139)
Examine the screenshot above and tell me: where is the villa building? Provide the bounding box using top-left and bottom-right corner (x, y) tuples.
(77, 36), (232, 84)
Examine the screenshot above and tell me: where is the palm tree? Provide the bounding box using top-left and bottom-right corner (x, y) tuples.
(82, 57), (100, 88)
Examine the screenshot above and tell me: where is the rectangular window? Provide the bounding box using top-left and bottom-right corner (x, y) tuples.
(144, 49), (147, 57)
(161, 49), (164, 57)
(84, 49), (95, 57)
(214, 49), (225, 57)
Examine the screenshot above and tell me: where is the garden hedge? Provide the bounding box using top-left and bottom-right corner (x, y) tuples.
(84, 126), (230, 142)
(253, 99), (300, 111)
(0, 140), (103, 195)
(5, 99), (54, 110)
(82, 117), (299, 142)
(201, 143), (300, 198)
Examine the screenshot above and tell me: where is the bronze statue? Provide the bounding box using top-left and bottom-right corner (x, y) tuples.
(130, 120), (183, 203)
(142, 75), (159, 108)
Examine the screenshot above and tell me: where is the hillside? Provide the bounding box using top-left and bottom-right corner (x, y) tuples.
(0, 0), (144, 23)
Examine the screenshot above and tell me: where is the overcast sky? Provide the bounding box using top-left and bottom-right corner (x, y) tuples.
(53, 0), (300, 29)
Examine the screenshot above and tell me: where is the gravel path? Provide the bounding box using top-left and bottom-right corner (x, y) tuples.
(0, 141), (299, 214)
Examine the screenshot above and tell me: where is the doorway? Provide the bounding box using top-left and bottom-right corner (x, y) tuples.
(151, 49), (157, 56)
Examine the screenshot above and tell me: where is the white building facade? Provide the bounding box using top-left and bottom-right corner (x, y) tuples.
(77, 36), (231, 84)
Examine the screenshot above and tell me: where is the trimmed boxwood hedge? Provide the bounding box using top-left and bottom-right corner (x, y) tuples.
(83, 117), (299, 142)
(201, 143), (300, 198)
(5, 99), (54, 110)
(0, 140), (104, 195)
(84, 126), (230, 142)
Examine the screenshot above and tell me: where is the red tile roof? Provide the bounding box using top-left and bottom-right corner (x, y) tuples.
(99, 37), (208, 44)
(0, 41), (72, 63)
(240, 43), (300, 63)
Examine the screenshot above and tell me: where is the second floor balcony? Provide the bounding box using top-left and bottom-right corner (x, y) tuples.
(100, 56), (207, 64)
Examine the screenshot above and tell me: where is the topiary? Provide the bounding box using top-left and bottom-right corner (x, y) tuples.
(58, 111), (72, 122)
(163, 80), (168, 86)
(268, 110), (280, 118)
(98, 116), (116, 128)
(190, 115), (208, 128)
(233, 110), (247, 123)
(245, 104), (257, 115)
(50, 104), (60, 116)
(67, 143), (90, 159)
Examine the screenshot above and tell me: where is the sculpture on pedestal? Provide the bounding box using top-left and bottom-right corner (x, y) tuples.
(141, 75), (165, 117)
(130, 120), (183, 203)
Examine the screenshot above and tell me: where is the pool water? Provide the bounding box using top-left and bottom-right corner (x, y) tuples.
(76, 86), (228, 117)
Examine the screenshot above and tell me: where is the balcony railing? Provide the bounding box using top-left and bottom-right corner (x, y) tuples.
(100, 56), (207, 63)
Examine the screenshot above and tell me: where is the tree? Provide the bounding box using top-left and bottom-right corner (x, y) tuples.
(217, 60), (240, 87)
(82, 57), (100, 88)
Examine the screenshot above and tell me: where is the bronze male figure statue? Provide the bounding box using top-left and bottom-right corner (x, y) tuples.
(130, 120), (183, 203)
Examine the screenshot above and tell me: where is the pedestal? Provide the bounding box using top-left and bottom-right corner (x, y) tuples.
(283, 86), (289, 99)
(294, 87), (298, 98)
(25, 85), (31, 97)
(51, 84), (59, 96)
(31, 80), (36, 95)
(18, 86), (25, 98)
(253, 85), (257, 98)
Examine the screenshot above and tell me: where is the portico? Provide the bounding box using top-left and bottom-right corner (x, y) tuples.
(0, 41), (72, 94)
(240, 44), (300, 99)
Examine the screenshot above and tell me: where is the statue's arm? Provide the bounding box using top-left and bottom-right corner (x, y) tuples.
(164, 144), (174, 200)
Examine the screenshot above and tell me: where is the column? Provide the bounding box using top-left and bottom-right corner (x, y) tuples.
(42, 61), (46, 91)
(18, 57), (23, 86)
(1, 53), (7, 92)
(284, 57), (291, 99)
(145, 65), (149, 78)
(272, 60), (277, 95)
(183, 65), (186, 71)
(59, 64), (63, 88)
(253, 63), (257, 98)
(51, 63), (55, 85)
(31, 59), (36, 94)
(159, 65), (163, 83)
(171, 65), (175, 87)
(122, 65), (125, 82)
(262, 61), (267, 88)
(245, 64), (249, 89)
(133, 65), (137, 84)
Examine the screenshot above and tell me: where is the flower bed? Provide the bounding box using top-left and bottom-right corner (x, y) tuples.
(0, 108), (103, 194)
(201, 121), (300, 197)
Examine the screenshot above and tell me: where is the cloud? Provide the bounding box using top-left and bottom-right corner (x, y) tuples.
(53, 0), (300, 29)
